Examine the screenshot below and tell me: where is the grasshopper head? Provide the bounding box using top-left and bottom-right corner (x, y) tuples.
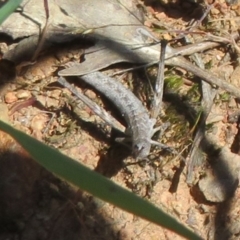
(132, 139), (151, 159)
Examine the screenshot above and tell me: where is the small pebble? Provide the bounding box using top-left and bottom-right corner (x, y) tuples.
(16, 90), (31, 99)
(50, 89), (62, 99)
(5, 92), (18, 103)
(85, 89), (96, 99)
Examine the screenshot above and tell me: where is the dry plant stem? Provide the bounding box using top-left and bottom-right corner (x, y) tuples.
(166, 55), (240, 99)
(185, 46), (216, 184)
(57, 77), (125, 133)
(9, 97), (37, 115)
(139, 23), (235, 58)
(151, 40), (167, 119)
(42, 111), (56, 135)
(168, 32), (238, 58)
(115, 50), (240, 99)
(43, 0), (49, 19)
(196, 3), (215, 27)
(113, 32), (238, 76)
(229, 33), (240, 55)
(145, 31), (240, 99)
(167, 32), (240, 98)
(31, 0), (49, 62)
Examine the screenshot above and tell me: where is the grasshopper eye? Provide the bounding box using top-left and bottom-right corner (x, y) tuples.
(132, 144), (144, 158)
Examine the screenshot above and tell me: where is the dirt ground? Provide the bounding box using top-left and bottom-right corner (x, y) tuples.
(1, 0), (240, 239)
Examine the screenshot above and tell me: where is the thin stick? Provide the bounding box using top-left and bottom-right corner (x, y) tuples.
(111, 32), (237, 76)
(196, 3), (215, 27)
(57, 77), (125, 133)
(166, 55), (240, 99)
(31, 0), (49, 61)
(42, 111), (56, 135)
(182, 31), (217, 184)
(151, 40), (167, 119)
(43, 0), (49, 19)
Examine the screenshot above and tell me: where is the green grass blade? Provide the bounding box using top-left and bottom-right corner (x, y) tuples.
(0, 120), (202, 240)
(0, 0), (23, 25)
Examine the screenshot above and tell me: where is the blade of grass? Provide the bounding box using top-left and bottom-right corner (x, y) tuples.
(0, 0), (23, 25)
(0, 120), (202, 240)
